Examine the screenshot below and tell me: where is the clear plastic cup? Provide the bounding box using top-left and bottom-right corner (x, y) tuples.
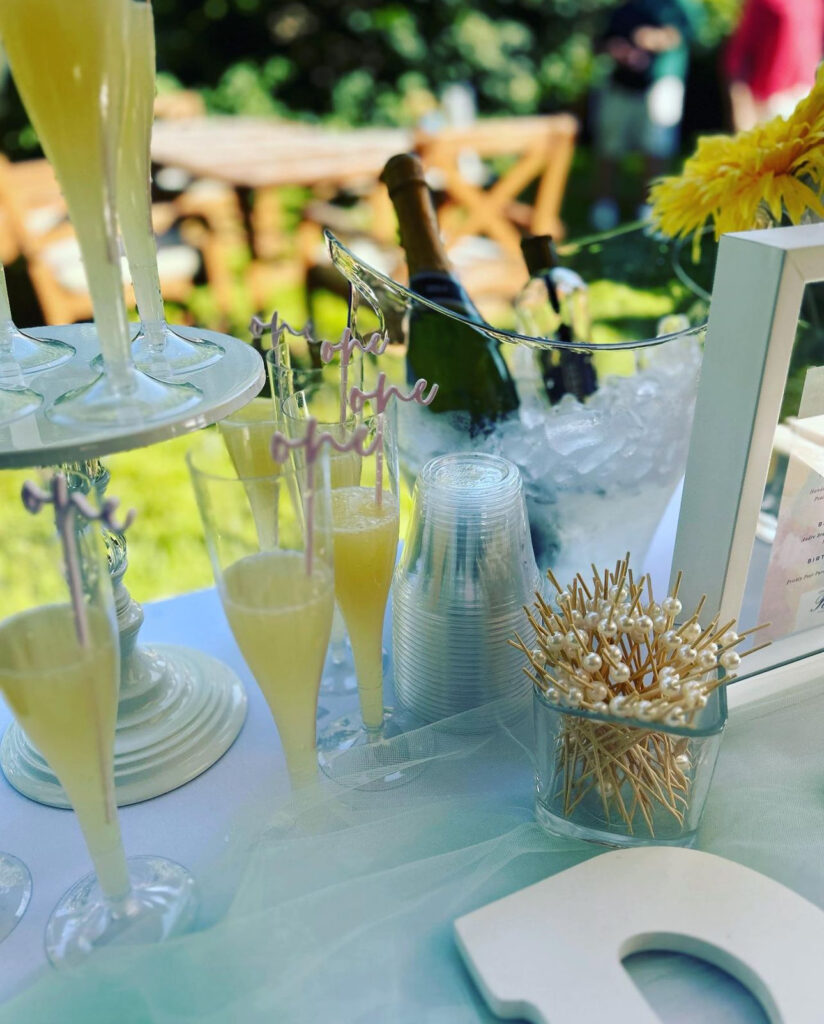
(393, 453), (541, 724)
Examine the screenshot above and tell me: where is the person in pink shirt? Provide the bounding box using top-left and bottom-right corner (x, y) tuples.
(725, 0), (824, 129)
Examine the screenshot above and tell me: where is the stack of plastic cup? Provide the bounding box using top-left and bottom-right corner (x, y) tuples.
(393, 452), (542, 728)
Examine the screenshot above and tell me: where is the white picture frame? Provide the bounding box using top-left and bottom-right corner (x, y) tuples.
(672, 222), (824, 704)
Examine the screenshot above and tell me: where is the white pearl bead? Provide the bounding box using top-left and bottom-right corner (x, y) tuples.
(618, 615), (636, 631)
(609, 694), (628, 717)
(532, 648), (547, 666)
(664, 705), (686, 726)
(545, 687), (559, 703)
(581, 652), (603, 673)
(566, 686), (583, 707)
(591, 701), (608, 714)
(609, 585), (628, 602)
(652, 615), (668, 634)
(571, 609), (584, 626)
(646, 602), (662, 618)
(662, 630), (681, 651)
(635, 615), (654, 633)
(720, 650), (741, 670)
(660, 677), (681, 697)
(599, 619), (618, 639)
(585, 611), (600, 630)
(707, 642), (719, 655)
(697, 649), (717, 671)
(677, 645), (697, 664)
(564, 630), (579, 650)
(588, 682), (609, 702)
(662, 596), (682, 616)
(611, 663), (631, 685)
(607, 644), (623, 661)
(681, 621), (702, 643)
(635, 700), (655, 721)
(720, 630), (739, 647)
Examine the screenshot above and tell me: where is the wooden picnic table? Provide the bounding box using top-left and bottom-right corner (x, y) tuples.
(150, 116), (411, 191)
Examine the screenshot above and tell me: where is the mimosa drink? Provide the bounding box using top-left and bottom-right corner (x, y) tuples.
(331, 486), (399, 730)
(0, 604), (127, 898)
(118, 0), (164, 326)
(0, 0), (132, 381)
(222, 550), (334, 783)
(219, 400), (281, 548)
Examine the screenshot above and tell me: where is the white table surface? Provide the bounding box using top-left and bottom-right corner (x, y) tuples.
(0, 489), (780, 1018)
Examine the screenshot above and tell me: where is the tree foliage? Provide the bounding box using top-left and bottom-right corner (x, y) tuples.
(0, 0), (741, 155)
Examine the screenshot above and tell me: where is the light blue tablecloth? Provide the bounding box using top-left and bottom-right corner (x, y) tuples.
(4, 574), (817, 1021)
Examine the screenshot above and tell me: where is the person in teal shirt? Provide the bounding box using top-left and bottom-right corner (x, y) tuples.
(590, 0), (699, 231)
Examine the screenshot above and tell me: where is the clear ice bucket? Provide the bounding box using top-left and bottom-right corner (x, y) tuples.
(326, 226), (707, 580)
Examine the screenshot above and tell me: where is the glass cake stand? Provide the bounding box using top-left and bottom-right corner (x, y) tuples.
(0, 323), (265, 807)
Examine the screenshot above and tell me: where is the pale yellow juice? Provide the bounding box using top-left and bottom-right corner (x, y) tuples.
(219, 400), (281, 548)
(0, 0), (131, 372)
(0, 604), (128, 898)
(330, 448), (362, 489)
(331, 487), (399, 730)
(222, 550), (333, 783)
(118, 0), (163, 322)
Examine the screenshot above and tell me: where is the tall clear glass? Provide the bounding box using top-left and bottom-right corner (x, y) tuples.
(218, 398), (281, 549)
(0, 852), (30, 943)
(0, 262), (74, 425)
(117, 0), (222, 376)
(267, 345), (366, 699)
(188, 434), (335, 788)
(281, 392), (402, 769)
(0, 0), (200, 425)
(0, 471), (197, 967)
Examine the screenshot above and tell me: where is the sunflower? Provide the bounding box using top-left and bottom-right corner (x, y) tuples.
(649, 68), (824, 259)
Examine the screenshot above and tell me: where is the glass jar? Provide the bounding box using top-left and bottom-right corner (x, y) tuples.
(533, 682), (727, 847)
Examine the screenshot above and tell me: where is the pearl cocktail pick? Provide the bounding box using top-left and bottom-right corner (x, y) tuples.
(511, 555), (770, 835)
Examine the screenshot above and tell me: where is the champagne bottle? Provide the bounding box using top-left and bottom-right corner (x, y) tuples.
(515, 235), (597, 403)
(380, 153), (519, 426)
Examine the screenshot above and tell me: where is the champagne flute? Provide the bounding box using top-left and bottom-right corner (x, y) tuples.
(267, 349), (367, 699)
(0, 0), (200, 426)
(117, 0), (222, 377)
(187, 434), (335, 788)
(0, 262), (74, 425)
(0, 262), (73, 376)
(280, 392), (405, 780)
(0, 471), (197, 967)
(218, 398), (281, 550)
(0, 852), (30, 943)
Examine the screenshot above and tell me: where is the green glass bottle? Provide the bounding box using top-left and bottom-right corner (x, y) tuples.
(380, 153), (519, 427)
(515, 234), (597, 404)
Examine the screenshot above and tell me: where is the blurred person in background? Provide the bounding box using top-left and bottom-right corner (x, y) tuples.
(725, 0), (824, 130)
(590, 0), (699, 231)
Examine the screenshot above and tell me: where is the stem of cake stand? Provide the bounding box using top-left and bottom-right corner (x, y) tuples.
(0, 460), (248, 807)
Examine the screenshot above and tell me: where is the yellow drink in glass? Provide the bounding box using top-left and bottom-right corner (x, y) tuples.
(222, 550), (334, 783)
(331, 486), (399, 730)
(0, 0), (131, 381)
(118, 0), (162, 324)
(219, 400), (281, 547)
(0, 604), (127, 898)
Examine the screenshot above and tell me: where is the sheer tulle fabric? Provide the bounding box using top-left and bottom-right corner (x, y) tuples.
(2, 683), (821, 1022)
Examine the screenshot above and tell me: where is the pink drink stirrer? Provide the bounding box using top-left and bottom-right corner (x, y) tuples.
(21, 473), (135, 647)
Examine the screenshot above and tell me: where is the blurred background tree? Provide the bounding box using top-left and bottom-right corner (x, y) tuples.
(0, 0), (741, 157)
